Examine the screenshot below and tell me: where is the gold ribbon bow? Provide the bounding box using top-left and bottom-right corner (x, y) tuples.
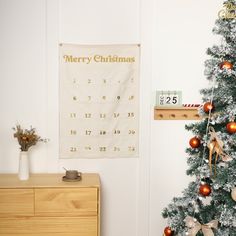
(207, 126), (232, 175)
(185, 216), (218, 236)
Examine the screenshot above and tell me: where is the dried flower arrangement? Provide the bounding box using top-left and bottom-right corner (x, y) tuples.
(13, 125), (47, 151)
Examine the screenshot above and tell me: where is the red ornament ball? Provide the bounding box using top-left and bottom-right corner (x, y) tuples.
(226, 122), (236, 134)
(164, 226), (174, 236)
(220, 61), (233, 70)
(203, 102), (214, 113)
(199, 184), (211, 197)
(189, 137), (201, 148)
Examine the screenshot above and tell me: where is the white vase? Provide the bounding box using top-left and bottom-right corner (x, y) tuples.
(18, 151), (29, 180)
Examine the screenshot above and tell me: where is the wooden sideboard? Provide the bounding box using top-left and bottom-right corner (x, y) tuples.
(0, 173), (100, 236)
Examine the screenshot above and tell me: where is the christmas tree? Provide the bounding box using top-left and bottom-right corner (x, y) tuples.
(162, 1), (236, 236)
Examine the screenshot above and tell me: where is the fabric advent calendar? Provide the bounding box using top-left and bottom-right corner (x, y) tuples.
(59, 44), (140, 158)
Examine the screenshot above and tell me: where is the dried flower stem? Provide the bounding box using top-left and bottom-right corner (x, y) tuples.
(13, 125), (47, 151)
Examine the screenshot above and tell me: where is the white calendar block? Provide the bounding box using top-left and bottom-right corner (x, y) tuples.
(156, 91), (182, 107)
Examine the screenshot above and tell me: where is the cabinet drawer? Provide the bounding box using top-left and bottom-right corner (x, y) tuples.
(0, 189), (34, 216)
(35, 188), (98, 216)
(0, 216), (97, 236)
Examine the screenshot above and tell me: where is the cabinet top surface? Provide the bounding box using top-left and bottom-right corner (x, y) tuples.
(0, 173), (100, 188)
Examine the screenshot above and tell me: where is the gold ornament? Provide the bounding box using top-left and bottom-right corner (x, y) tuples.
(220, 61), (233, 70)
(163, 226), (174, 236)
(226, 121), (236, 134)
(203, 102), (214, 113)
(231, 187), (236, 201)
(189, 137), (201, 148)
(199, 184), (211, 197)
(185, 216), (218, 236)
(207, 127), (232, 175)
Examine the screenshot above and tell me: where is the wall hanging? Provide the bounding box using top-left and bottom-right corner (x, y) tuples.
(59, 44), (139, 158)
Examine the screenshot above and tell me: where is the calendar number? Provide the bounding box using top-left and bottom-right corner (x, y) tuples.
(156, 91), (182, 107)
(165, 95), (177, 105)
(70, 147), (77, 152)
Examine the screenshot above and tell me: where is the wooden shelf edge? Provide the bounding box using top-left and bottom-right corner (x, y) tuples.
(154, 106), (201, 120)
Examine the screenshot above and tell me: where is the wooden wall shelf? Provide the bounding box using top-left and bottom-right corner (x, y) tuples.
(154, 106), (201, 120)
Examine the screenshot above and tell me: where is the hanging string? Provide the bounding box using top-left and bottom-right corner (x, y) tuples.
(190, 76), (217, 221)
(201, 76), (217, 166)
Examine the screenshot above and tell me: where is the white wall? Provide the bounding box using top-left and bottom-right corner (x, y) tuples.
(0, 0), (225, 235)
(0, 0), (149, 236)
(0, 0), (48, 172)
(150, 0), (223, 235)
